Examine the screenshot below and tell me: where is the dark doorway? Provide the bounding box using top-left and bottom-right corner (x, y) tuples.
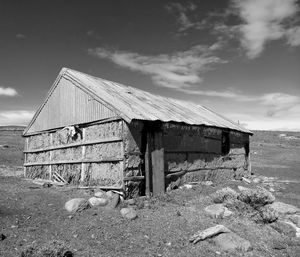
(221, 131), (230, 155)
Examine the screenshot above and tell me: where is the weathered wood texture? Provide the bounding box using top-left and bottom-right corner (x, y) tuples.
(24, 120), (124, 188)
(163, 124), (250, 190)
(26, 77), (116, 134)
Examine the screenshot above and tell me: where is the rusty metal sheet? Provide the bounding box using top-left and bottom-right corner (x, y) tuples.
(64, 68), (251, 134)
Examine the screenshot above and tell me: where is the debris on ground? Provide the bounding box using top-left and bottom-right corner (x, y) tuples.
(189, 225), (231, 244)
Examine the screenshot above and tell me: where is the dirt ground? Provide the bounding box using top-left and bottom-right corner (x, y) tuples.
(0, 129), (300, 256)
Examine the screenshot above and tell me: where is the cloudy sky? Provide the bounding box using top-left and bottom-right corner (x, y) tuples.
(0, 0), (299, 131)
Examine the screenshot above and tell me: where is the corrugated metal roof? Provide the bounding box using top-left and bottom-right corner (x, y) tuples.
(63, 68), (252, 134)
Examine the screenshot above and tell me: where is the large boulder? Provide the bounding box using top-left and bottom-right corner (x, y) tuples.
(213, 232), (252, 252)
(269, 202), (300, 215)
(64, 198), (89, 213)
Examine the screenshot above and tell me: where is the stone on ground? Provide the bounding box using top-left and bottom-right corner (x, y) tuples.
(269, 202), (300, 215)
(105, 192), (119, 209)
(204, 204), (232, 218)
(271, 220), (297, 237)
(213, 232), (252, 252)
(189, 225), (231, 244)
(120, 208), (138, 220)
(64, 198), (89, 213)
(88, 197), (108, 207)
(288, 214), (300, 227)
(94, 190), (106, 198)
(124, 199), (136, 205)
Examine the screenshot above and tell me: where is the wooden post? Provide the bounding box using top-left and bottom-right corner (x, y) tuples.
(145, 132), (152, 196)
(49, 133), (53, 180)
(151, 131), (165, 196)
(81, 128), (86, 183)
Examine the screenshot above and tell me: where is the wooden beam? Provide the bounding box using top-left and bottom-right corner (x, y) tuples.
(24, 137), (123, 153)
(151, 131), (165, 196)
(24, 157), (123, 166)
(144, 132), (152, 197)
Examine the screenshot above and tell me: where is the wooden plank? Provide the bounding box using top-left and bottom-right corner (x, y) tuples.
(151, 131), (165, 196)
(24, 137), (123, 153)
(24, 116), (122, 137)
(24, 157), (123, 166)
(144, 132), (152, 197)
(81, 128), (86, 183)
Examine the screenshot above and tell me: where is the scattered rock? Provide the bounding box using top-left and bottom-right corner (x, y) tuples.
(189, 225), (231, 244)
(0, 233), (6, 241)
(94, 190), (106, 198)
(212, 187), (238, 204)
(120, 208), (138, 220)
(204, 204), (232, 218)
(257, 205), (278, 223)
(105, 192), (119, 209)
(64, 198), (89, 213)
(223, 208), (233, 217)
(271, 221), (297, 237)
(88, 197), (108, 207)
(269, 202), (300, 215)
(288, 214), (300, 227)
(213, 232), (252, 252)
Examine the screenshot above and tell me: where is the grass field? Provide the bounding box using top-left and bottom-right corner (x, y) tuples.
(0, 127), (299, 256)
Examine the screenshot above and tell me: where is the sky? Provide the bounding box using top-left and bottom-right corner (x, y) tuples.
(0, 0), (300, 131)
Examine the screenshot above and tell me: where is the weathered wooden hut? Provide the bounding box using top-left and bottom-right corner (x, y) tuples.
(23, 68), (252, 196)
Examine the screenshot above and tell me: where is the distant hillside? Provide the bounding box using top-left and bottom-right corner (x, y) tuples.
(251, 130), (300, 146)
(0, 125), (26, 131)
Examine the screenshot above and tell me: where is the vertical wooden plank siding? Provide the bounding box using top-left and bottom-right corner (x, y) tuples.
(27, 78), (116, 134)
(151, 131), (165, 195)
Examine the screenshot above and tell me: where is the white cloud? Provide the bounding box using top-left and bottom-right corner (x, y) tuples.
(231, 0), (300, 58)
(165, 2), (205, 32)
(0, 87), (18, 97)
(286, 26), (300, 46)
(89, 45), (226, 92)
(0, 111), (34, 126)
(259, 92), (300, 117)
